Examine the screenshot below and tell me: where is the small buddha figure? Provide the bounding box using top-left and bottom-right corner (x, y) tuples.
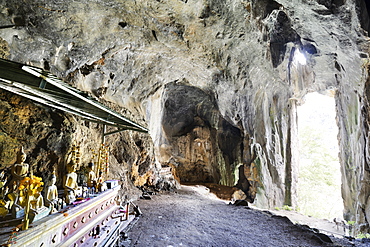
(63, 160), (78, 204)
(28, 185), (50, 223)
(10, 147), (29, 187)
(8, 182), (25, 218)
(0, 200), (9, 217)
(0, 171), (10, 217)
(0, 186), (10, 217)
(0, 171), (8, 199)
(29, 191), (45, 213)
(96, 171), (107, 192)
(87, 162), (97, 189)
(44, 173), (63, 212)
(0, 171), (6, 189)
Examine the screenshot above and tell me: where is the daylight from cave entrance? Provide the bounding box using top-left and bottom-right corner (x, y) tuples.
(297, 92), (343, 220)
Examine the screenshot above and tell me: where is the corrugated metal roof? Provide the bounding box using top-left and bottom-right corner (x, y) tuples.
(0, 58), (148, 133)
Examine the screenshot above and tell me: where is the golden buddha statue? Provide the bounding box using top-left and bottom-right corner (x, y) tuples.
(8, 182), (26, 218)
(0, 199), (9, 217)
(0, 186), (10, 217)
(63, 160), (78, 204)
(10, 147), (29, 187)
(29, 191), (44, 212)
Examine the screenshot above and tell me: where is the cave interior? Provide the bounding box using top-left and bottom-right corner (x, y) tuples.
(0, 0), (369, 244)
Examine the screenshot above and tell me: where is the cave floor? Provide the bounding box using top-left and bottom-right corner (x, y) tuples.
(124, 185), (366, 247)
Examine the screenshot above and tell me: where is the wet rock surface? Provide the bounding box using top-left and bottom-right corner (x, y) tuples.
(126, 185), (365, 247)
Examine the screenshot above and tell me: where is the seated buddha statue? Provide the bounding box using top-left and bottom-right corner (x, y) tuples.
(29, 191), (45, 212)
(96, 171), (107, 192)
(8, 182), (26, 218)
(44, 173), (63, 212)
(0, 186), (10, 217)
(87, 162), (97, 189)
(63, 160), (78, 204)
(28, 187), (50, 222)
(10, 147), (29, 187)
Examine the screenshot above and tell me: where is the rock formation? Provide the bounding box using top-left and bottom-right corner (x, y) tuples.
(0, 0), (369, 234)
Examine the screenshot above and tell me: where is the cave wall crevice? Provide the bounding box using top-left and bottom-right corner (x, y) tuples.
(160, 81), (243, 187)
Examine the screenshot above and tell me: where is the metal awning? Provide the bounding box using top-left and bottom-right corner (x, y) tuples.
(0, 58), (148, 133)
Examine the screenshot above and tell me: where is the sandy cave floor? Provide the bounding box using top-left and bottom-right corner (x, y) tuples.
(123, 185), (369, 247)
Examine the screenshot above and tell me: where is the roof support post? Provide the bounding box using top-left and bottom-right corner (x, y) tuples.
(102, 124), (106, 144)
(103, 128), (126, 136)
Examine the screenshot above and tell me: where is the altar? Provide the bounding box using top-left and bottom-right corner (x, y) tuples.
(0, 184), (136, 247)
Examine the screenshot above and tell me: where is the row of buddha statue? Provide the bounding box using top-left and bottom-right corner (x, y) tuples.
(0, 145), (109, 223)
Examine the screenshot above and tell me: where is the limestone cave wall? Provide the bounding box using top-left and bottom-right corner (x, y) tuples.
(0, 89), (158, 198)
(0, 0), (370, 233)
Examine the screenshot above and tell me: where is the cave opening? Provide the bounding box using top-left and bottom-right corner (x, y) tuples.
(296, 91), (344, 221)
